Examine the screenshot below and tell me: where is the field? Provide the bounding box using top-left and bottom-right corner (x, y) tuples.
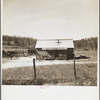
(2, 63), (97, 86)
(2, 50), (98, 86)
(3, 45), (28, 51)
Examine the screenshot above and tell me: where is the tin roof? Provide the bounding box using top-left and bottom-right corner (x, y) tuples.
(35, 39), (74, 50)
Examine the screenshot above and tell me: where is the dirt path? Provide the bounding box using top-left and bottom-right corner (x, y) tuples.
(2, 56), (97, 69)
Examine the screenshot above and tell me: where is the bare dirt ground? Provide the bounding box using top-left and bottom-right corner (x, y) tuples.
(2, 56), (97, 69)
(2, 50), (98, 86)
(2, 50), (97, 69)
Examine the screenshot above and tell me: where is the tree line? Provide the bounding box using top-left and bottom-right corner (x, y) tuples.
(74, 37), (97, 50)
(3, 35), (98, 50)
(3, 35), (37, 48)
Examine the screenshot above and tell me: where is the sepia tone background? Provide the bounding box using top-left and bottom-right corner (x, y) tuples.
(2, 0), (98, 86)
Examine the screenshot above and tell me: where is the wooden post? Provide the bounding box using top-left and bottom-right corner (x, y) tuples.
(33, 58), (36, 79)
(74, 58), (77, 78)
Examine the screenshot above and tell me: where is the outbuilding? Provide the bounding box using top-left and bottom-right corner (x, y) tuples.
(35, 39), (74, 60)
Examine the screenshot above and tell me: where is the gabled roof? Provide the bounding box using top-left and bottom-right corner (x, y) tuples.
(35, 39), (74, 50)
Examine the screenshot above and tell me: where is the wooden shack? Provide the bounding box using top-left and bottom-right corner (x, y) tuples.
(35, 39), (74, 60)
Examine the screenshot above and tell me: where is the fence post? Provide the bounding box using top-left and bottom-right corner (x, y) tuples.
(74, 58), (77, 78)
(33, 58), (36, 79)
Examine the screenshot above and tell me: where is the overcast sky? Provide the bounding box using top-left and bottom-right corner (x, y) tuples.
(3, 0), (98, 40)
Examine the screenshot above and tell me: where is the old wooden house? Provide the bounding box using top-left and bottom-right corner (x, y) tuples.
(35, 39), (74, 60)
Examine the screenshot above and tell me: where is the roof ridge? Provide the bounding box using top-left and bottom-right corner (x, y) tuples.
(37, 39), (73, 41)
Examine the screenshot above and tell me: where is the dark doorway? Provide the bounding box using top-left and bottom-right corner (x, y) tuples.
(54, 50), (59, 58)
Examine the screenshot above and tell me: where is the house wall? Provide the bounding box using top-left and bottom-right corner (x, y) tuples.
(36, 48), (74, 60)
(46, 49), (74, 60)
